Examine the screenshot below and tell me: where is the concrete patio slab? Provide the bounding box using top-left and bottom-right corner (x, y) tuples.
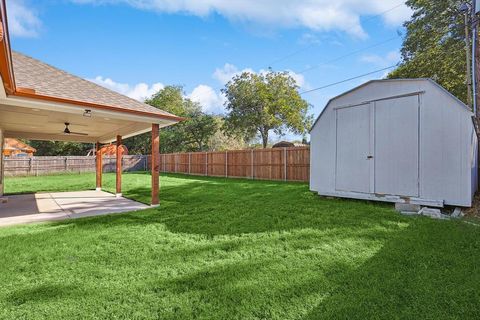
(0, 190), (149, 227)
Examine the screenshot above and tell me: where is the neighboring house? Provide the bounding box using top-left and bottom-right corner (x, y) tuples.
(0, 1), (183, 204)
(310, 79), (477, 207)
(3, 138), (36, 157)
(272, 141), (308, 148)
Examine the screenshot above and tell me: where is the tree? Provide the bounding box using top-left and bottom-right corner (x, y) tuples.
(208, 117), (246, 151)
(222, 71), (312, 148)
(388, 0), (469, 103)
(27, 140), (92, 156)
(181, 100), (218, 151)
(124, 85), (218, 153)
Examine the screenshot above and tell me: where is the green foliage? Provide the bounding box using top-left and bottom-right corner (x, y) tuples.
(2, 173), (480, 319)
(222, 71), (312, 148)
(27, 140), (92, 156)
(208, 117), (247, 151)
(145, 85), (186, 116)
(125, 85), (218, 153)
(389, 0), (469, 103)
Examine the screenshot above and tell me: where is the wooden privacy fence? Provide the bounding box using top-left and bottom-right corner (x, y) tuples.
(4, 155), (148, 176)
(4, 147), (310, 182)
(156, 147), (310, 182)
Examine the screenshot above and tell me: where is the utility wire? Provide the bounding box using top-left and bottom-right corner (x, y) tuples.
(297, 35), (401, 74)
(362, 3), (405, 23)
(300, 64), (399, 95)
(265, 1), (405, 68)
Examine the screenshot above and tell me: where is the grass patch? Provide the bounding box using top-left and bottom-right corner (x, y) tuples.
(1, 172), (480, 319)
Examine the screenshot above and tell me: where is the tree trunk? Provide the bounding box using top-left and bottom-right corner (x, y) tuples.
(261, 132), (268, 148)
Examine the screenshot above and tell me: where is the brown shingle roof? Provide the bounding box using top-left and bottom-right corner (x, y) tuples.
(4, 138), (36, 152)
(11, 51), (177, 119)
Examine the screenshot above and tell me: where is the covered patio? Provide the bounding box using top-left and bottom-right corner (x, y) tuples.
(0, 1), (182, 217)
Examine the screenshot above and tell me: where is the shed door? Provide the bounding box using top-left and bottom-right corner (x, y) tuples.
(374, 95), (419, 197)
(335, 103), (372, 193)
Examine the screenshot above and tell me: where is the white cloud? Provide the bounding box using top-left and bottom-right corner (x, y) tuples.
(188, 84), (226, 114)
(72, 0), (412, 38)
(360, 50), (400, 67)
(213, 63), (254, 84)
(89, 76), (225, 113)
(298, 33), (321, 45)
(213, 63), (307, 88)
(7, 0), (42, 37)
(89, 76), (164, 101)
(90, 61), (308, 115)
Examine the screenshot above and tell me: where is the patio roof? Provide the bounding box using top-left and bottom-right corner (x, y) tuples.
(0, 0), (165, 204)
(11, 51), (181, 121)
(0, 0), (182, 144)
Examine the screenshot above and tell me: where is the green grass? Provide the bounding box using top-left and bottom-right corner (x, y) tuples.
(1, 172), (480, 319)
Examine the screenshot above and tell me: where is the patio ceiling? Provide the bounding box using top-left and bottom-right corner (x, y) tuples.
(0, 96), (175, 143)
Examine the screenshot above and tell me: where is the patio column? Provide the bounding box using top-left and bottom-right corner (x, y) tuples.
(116, 135), (122, 197)
(151, 123), (160, 206)
(95, 142), (102, 191)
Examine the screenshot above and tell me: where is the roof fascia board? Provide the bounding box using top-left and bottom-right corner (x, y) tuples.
(13, 91), (184, 122)
(3, 95), (179, 125)
(0, 0), (15, 94)
(98, 127), (156, 144)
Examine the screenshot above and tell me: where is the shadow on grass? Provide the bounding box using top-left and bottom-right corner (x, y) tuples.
(7, 284), (79, 306)
(3, 174), (480, 318)
(56, 176), (402, 237)
(301, 219), (480, 319)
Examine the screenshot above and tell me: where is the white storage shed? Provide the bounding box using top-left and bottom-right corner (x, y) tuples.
(310, 79), (477, 207)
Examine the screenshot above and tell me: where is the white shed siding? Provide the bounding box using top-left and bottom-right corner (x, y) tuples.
(418, 81), (473, 206)
(310, 79), (477, 207)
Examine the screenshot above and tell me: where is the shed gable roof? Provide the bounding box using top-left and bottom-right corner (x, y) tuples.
(310, 78), (469, 132)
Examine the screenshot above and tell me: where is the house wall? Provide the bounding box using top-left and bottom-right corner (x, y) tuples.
(310, 79), (475, 207)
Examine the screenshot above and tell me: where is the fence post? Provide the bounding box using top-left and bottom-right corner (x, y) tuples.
(251, 149), (254, 179)
(284, 147), (287, 181)
(205, 152), (208, 176)
(225, 151), (228, 177)
(188, 152), (191, 174)
(175, 153), (178, 173)
(29, 157), (33, 175)
(64, 157), (68, 172)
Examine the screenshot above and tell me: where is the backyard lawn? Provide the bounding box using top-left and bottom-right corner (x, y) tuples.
(1, 172), (480, 319)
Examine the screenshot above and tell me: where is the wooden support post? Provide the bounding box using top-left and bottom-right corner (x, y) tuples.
(116, 135), (122, 197)
(96, 142), (102, 191)
(151, 124), (160, 206)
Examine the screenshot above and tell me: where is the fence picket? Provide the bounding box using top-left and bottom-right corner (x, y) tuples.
(4, 147), (310, 182)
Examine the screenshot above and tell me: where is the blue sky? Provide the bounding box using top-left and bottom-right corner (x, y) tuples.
(8, 0), (411, 141)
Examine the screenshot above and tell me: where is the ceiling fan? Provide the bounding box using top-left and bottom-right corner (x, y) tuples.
(63, 122), (88, 136)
